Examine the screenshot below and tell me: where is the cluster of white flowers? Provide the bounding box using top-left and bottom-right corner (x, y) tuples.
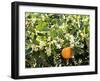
(59, 38), (64, 44)
(45, 46), (51, 56)
(56, 38), (64, 49)
(64, 33), (75, 47)
(41, 14), (45, 21)
(69, 35), (75, 47)
(47, 37), (51, 41)
(75, 41), (84, 48)
(26, 18), (36, 28)
(59, 23), (65, 29)
(39, 41), (46, 50)
(64, 33), (70, 40)
(32, 44), (39, 52)
(51, 37), (64, 49)
(32, 40), (47, 52)
(51, 39), (57, 44)
(32, 18), (36, 24)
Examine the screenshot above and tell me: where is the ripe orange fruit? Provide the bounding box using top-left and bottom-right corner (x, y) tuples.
(61, 47), (73, 59)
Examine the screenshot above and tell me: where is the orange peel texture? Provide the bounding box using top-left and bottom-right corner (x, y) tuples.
(61, 47), (73, 59)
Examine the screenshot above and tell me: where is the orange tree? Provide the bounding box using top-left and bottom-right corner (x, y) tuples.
(25, 12), (90, 68)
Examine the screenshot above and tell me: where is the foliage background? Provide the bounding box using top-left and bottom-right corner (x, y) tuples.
(25, 12), (90, 68)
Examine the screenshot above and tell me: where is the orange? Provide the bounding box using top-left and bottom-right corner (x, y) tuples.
(61, 47), (73, 59)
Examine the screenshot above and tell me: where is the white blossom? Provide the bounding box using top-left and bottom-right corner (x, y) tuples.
(32, 18), (36, 23)
(56, 44), (61, 49)
(59, 38), (64, 44)
(32, 44), (39, 52)
(39, 41), (46, 50)
(45, 47), (51, 56)
(70, 35), (75, 47)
